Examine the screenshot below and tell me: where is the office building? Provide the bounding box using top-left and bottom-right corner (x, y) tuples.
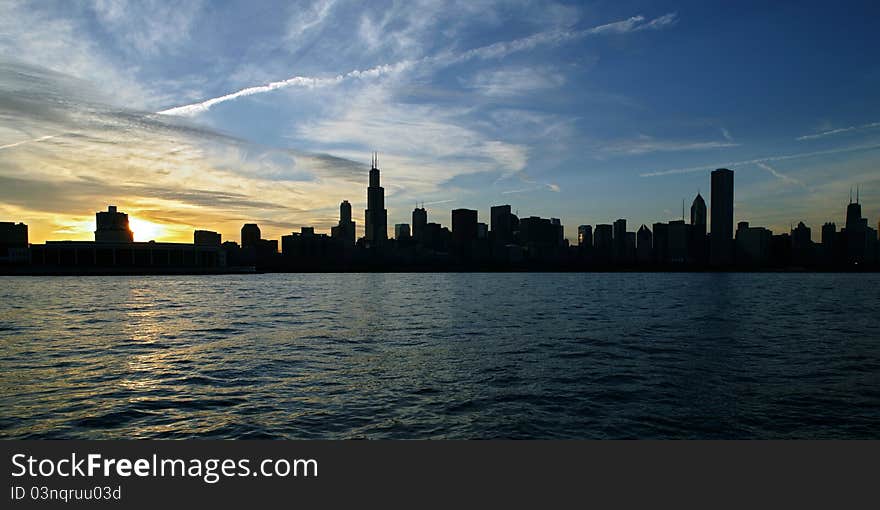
(577, 225), (593, 248)
(636, 225), (652, 262)
(395, 223), (411, 240)
(194, 230), (221, 246)
(451, 209), (478, 244)
(0, 221), (29, 264)
(490, 205), (515, 243)
(710, 168), (734, 265)
(594, 224), (613, 263)
(736, 222), (771, 265)
(331, 200), (356, 246)
(95, 205), (133, 243)
(365, 152), (388, 246)
(691, 193), (707, 237)
(412, 206), (427, 242)
(241, 223), (261, 248)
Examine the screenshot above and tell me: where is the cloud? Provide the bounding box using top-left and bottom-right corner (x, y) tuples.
(0, 135), (56, 151)
(159, 12), (678, 116)
(588, 13), (677, 35)
(721, 127), (734, 142)
(463, 67), (566, 97)
(796, 121), (880, 141)
(640, 142), (880, 177)
(601, 136), (738, 155)
(90, 0), (205, 57)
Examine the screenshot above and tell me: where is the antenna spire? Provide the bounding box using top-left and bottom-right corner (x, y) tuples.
(857, 184), (860, 204)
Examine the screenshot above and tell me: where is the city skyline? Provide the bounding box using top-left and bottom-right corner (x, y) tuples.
(2, 1), (880, 244)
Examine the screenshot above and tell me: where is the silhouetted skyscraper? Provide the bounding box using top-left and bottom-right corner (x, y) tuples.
(710, 168), (734, 264)
(331, 200), (356, 245)
(95, 205), (133, 243)
(491, 205), (515, 243)
(613, 218), (626, 261)
(636, 224), (652, 262)
(0, 221), (28, 263)
(241, 223), (261, 248)
(395, 223), (411, 240)
(452, 209), (478, 243)
(594, 224), (613, 262)
(577, 225), (592, 248)
(194, 230), (221, 246)
(846, 187), (862, 231)
(412, 206), (427, 242)
(691, 193), (707, 237)
(365, 153), (387, 246)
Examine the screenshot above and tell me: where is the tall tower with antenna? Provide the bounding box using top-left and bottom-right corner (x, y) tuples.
(365, 152), (388, 246)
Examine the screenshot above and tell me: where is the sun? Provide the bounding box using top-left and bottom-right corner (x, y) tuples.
(128, 217), (165, 242)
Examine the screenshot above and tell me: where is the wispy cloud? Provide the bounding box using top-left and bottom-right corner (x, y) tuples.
(640, 142), (880, 177)
(601, 136), (738, 155)
(463, 66), (565, 97)
(721, 127), (734, 142)
(0, 135), (56, 151)
(159, 12), (678, 117)
(796, 121), (880, 141)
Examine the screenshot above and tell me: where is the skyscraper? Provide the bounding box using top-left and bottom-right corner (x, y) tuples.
(613, 218), (626, 261)
(412, 206), (427, 242)
(331, 200), (356, 245)
(636, 224), (652, 262)
(241, 223), (261, 248)
(491, 205), (514, 243)
(451, 208), (478, 243)
(690, 193), (707, 237)
(710, 168), (734, 265)
(95, 205), (133, 243)
(577, 225), (592, 248)
(395, 223), (411, 240)
(365, 153), (387, 246)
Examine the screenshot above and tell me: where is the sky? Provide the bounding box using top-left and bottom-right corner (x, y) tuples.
(1, 0), (879, 244)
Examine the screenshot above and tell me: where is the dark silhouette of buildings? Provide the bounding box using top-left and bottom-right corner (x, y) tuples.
(331, 200), (356, 246)
(95, 205), (133, 243)
(21, 205), (228, 274)
(710, 168), (734, 265)
(5, 165), (879, 274)
(365, 152), (387, 247)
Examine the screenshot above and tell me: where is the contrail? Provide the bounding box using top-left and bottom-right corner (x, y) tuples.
(0, 135), (55, 151)
(158, 13), (677, 117)
(158, 61), (413, 117)
(796, 121), (880, 141)
(755, 162), (804, 187)
(640, 142), (880, 177)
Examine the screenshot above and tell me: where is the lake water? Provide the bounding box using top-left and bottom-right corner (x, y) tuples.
(1, 273), (878, 439)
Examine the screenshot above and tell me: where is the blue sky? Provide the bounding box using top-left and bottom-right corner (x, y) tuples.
(1, 0), (879, 243)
